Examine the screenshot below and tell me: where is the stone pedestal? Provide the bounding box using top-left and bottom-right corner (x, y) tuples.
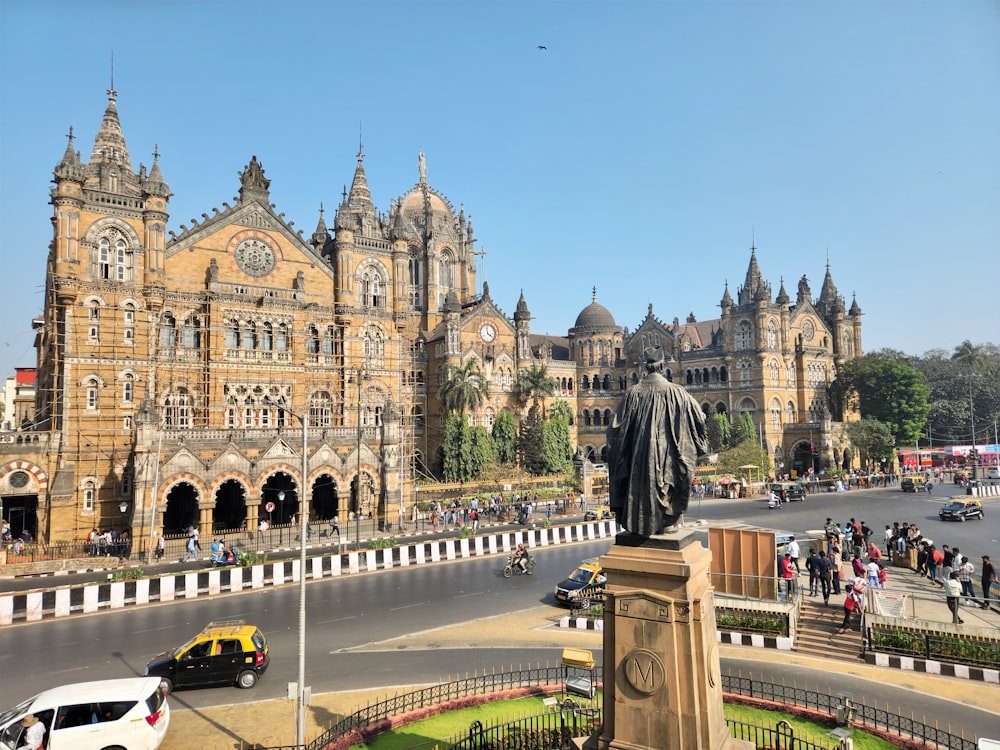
(594, 531), (751, 750)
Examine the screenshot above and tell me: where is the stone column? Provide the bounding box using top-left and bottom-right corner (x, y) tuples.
(595, 531), (750, 750)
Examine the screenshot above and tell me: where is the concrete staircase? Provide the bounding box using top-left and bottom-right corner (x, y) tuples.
(795, 591), (863, 661)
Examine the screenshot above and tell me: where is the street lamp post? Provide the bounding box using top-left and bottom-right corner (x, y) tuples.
(349, 366), (369, 549)
(277, 491), (286, 546)
(264, 399), (309, 748)
(969, 373), (978, 483)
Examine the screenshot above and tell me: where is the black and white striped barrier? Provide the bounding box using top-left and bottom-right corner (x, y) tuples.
(0, 520), (619, 625)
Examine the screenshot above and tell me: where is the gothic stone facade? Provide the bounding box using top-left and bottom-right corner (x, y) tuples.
(0, 89), (861, 545)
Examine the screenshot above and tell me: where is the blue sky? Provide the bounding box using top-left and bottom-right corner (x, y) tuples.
(2, 0), (998, 381)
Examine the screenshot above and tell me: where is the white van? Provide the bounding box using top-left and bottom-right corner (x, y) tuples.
(0, 678), (169, 750)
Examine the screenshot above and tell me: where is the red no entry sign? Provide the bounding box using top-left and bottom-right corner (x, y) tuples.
(265, 501), (275, 513)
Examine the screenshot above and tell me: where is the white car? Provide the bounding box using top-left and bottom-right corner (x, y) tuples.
(0, 678), (169, 750)
(986, 466), (1000, 480)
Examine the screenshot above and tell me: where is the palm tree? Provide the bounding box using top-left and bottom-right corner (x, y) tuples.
(514, 363), (558, 419)
(437, 359), (490, 416)
(952, 340), (984, 473)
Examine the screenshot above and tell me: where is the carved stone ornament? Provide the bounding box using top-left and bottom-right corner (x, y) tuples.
(616, 591), (674, 622)
(623, 649), (666, 696)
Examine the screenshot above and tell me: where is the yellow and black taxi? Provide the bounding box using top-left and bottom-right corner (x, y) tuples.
(938, 499), (984, 522)
(554, 558), (607, 605)
(901, 476), (927, 492)
(770, 482), (806, 502)
(583, 506), (615, 521)
(144, 619), (269, 692)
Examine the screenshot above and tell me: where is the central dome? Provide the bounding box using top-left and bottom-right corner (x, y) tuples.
(572, 289), (618, 333)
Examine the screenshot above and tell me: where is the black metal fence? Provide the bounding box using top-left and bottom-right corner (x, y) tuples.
(721, 673), (979, 750)
(446, 706), (603, 750)
(250, 667), (984, 750)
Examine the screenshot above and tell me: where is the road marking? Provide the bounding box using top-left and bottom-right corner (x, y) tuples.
(35, 641), (81, 650)
(47, 666), (92, 675)
(133, 626), (174, 634)
(389, 602), (426, 612)
(316, 615), (357, 625)
(453, 592), (485, 599)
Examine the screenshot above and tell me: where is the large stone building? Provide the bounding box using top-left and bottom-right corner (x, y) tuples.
(0, 88), (861, 546)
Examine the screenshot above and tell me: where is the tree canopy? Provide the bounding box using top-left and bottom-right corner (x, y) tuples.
(437, 360), (489, 416)
(514, 364), (558, 417)
(829, 354), (930, 446)
(844, 417), (896, 469)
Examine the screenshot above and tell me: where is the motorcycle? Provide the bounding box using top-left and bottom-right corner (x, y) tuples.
(502, 553), (535, 578)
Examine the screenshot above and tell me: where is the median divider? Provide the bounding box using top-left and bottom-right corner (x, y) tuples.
(0, 520), (619, 625)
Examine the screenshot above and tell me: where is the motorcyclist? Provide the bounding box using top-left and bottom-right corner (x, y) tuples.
(515, 543), (531, 572)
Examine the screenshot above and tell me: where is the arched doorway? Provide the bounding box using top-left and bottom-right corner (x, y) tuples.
(792, 441), (818, 477)
(261, 471), (297, 525)
(214, 479), (247, 532)
(162, 482), (199, 533)
(312, 473), (339, 522)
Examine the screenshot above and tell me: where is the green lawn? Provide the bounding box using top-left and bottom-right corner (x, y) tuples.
(348, 696), (898, 750)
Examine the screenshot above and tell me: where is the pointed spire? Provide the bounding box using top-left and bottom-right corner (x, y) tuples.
(776, 276), (790, 305)
(143, 144), (170, 198)
(515, 289), (531, 322)
(348, 146), (372, 207)
(55, 126), (85, 180)
(739, 240), (768, 304)
(720, 280), (733, 309)
(818, 260), (838, 307)
(89, 84), (133, 171)
(849, 292), (862, 317)
(312, 202), (329, 245)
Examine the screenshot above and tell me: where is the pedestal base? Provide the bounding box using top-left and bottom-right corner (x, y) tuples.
(596, 530), (741, 750)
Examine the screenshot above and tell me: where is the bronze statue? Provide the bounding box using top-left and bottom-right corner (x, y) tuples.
(607, 346), (708, 536)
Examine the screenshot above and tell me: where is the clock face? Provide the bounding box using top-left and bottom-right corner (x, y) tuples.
(8, 471), (29, 489)
(233, 235), (276, 277)
(480, 323), (497, 343)
(803, 320), (815, 341)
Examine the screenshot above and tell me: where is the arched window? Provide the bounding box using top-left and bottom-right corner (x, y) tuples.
(164, 388), (191, 428)
(583, 411), (592, 427)
(767, 320), (779, 350)
(226, 396), (238, 428)
(439, 250), (454, 289)
(786, 400), (796, 424)
(770, 397), (782, 429)
(769, 359), (780, 387)
(86, 378), (99, 410)
(182, 316), (201, 349)
(603, 374), (612, 390)
(123, 302), (135, 344)
(261, 323), (274, 351)
(87, 301), (100, 341)
(160, 313), (176, 347)
(581, 375), (590, 390)
(321, 326), (337, 356)
(603, 409), (612, 426)
(310, 391), (333, 427)
(122, 374), (134, 404)
(306, 325), (319, 354)
(98, 238), (111, 279)
(83, 481), (96, 512)
(226, 320), (240, 349)
(243, 321), (257, 350)
(719, 366), (728, 383)
(276, 324), (288, 352)
(735, 321), (753, 350)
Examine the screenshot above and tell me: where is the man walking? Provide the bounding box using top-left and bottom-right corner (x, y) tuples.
(805, 548), (822, 596)
(815, 550), (833, 604)
(181, 534), (198, 563)
(787, 536), (801, 574)
(981, 555), (997, 610)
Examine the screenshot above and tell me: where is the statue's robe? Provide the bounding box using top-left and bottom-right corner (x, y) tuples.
(606, 371), (708, 536)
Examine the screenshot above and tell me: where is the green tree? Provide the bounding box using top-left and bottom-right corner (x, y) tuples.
(442, 412), (472, 482)
(468, 425), (497, 479)
(437, 360), (490, 416)
(829, 355), (930, 446)
(717, 441), (771, 478)
(491, 410), (518, 465)
(844, 418), (896, 469)
(731, 411), (757, 447)
(514, 363), (558, 418)
(519, 404), (546, 475)
(707, 412), (731, 453)
(544, 400), (575, 473)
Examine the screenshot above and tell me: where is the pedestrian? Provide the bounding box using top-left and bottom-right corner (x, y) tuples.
(958, 557), (980, 606)
(926, 543), (940, 584)
(330, 515), (340, 537)
(780, 552), (796, 598)
(867, 559), (881, 589)
(816, 549), (833, 604)
(981, 555), (997, 610)
(829, 540), (843, 595)
(944, 571), (963, 624)
(787, 536), (800, 573)
(867, 542), (882, 566)
(155, 532), (165, 561)
(181, 534), (198, 563)
(837, 583), (861, 634)
(883, 524), (894, 557)
(805, 549), (822, 596)
(852, 554), (865, 579)
(941, 545), (955, 580)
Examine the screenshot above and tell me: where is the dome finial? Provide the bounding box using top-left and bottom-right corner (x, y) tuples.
(418, 147), (426, 182)
(592, 286), (597, 303)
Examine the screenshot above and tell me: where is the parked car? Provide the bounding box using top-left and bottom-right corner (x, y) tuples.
(901, 476), (927, 492)
(0, 677), (169, 750)
(938, 499), (984, 522)
(144, 619), (269, 692)
(584, 506), (615, 521)
(987, 467), (1000, 480)
(554, 558), (606, 605)
(770, 482), (806, 502)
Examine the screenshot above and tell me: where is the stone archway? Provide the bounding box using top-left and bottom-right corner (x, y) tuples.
(162, 482), (199, 534)
(312, 473), (340, 523)
(213, 479), (248, 532)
